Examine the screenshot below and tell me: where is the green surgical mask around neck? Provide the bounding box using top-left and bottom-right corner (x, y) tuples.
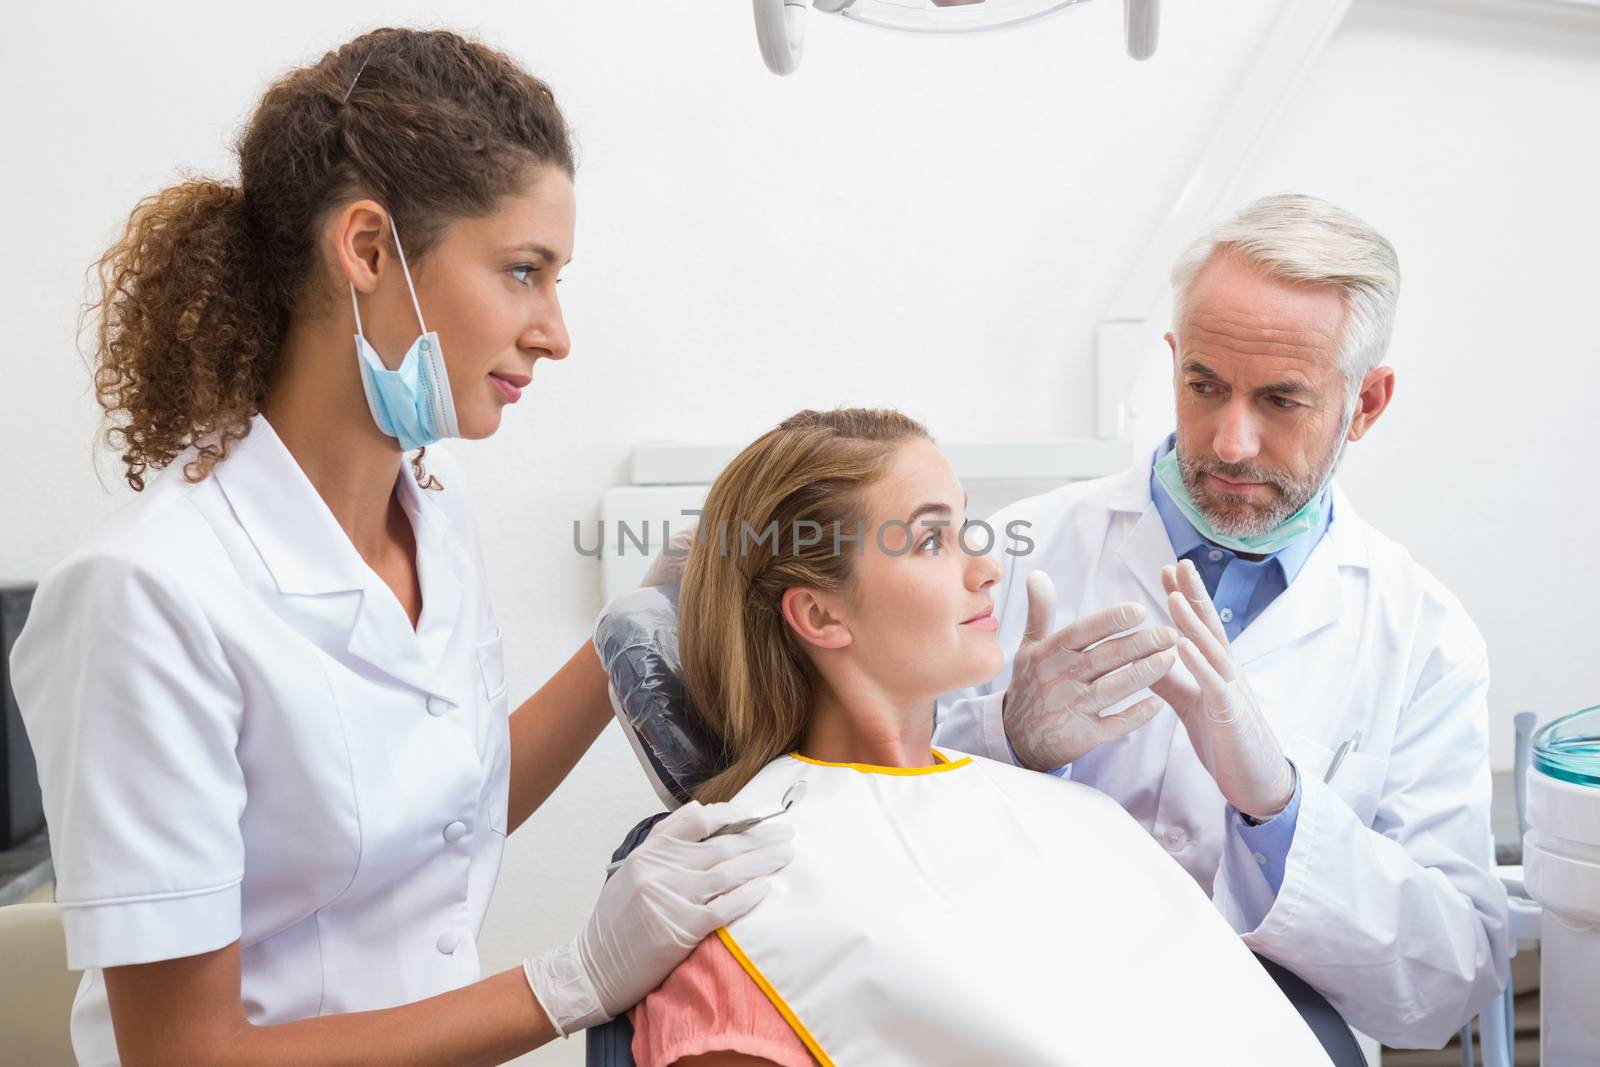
(1153, 448), (1328, 556)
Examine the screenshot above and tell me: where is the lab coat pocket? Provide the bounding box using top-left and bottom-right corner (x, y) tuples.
(485, 711), (511, 836)
(476, 628), (511, 834)
(476, 627), (508, 703)
(1285, 730), (1387, 826)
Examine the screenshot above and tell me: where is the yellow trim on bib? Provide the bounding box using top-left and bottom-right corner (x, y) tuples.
(788, 747), (971, 776)
(716, 927), (837, 1067)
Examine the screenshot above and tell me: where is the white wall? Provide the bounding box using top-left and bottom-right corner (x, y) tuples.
(1122, 0), (1600, 770)
(2, 2), (1594, 1063)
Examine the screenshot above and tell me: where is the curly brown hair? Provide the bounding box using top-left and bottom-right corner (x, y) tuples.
(88, 27), (575, 490)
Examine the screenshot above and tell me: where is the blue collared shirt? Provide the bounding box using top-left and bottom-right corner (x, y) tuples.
(1149, 435), (1330, 894)
(1149, 436), (1330, 641)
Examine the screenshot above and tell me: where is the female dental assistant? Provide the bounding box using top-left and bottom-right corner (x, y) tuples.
(8, 28), (792, 1067)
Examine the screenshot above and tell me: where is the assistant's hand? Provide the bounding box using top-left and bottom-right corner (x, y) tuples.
(523, 800), (794, 1034)
(1149, 559), (1296, 821)
(1002, 571), (1179, 772)
(640, 525), (697, 588)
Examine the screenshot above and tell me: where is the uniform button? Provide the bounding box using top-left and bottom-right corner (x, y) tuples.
(443, 821), (467, 843)
(1252, 851), (1267, 865)
(1218, 607), (1234, 623)
(1208, 549), (1224, 562)
(436, 932), (461, 955)
(1162, 827), (1189, 851)
(426, 696), (448, 717)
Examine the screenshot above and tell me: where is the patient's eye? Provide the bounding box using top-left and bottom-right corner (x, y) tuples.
(509, 264), (539, 286)
(917, 529), (941, 553)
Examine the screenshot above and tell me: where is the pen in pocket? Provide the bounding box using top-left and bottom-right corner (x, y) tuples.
(1324, 730), (1363, 784)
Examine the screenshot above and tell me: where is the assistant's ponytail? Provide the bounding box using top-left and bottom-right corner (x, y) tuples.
(89, 180), (281, 490)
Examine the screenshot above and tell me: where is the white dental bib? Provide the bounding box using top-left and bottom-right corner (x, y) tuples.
(717, 750), (1332, 1066)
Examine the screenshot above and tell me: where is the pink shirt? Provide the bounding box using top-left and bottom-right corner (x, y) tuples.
(630, 934), (818, 1067)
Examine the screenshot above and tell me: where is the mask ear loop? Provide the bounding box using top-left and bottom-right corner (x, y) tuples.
(346, 212), (427, 341)
(386, 215), (429, 336)
(386, 212), (457, 445)
(349, 278), (367, 340)
(348, 263), (390, 434)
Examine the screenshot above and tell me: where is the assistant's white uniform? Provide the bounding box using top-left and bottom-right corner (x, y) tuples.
(10, 416), (512, 1066)
(935, 460), (1510, 1049)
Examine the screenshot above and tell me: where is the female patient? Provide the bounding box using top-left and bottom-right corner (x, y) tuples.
(628, 408), (1331, 1067)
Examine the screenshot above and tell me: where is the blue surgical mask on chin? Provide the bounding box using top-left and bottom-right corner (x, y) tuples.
(350, 215), (459, 452)
(1152, 447), (1330, 556)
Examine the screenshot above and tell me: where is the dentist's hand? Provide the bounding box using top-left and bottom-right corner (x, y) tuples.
(523, 800), (794, 1035)
(1150, 559), (1296, 821)
(1002, 571), (1180, 772)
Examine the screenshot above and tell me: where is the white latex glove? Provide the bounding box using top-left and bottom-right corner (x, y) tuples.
(523, 800), (795, 1035)
(1002, 571), (1180, 772)
(640, 525), (697, 588)
(1149, 558), (1296, 821)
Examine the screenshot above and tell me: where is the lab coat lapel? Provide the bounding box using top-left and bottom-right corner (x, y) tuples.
(214, 416), (464, 705)
(397, 467), (467, 660)
(1104, 464), (1177, 614)
(214, 416), (368, 597)
(1230, 484), (1368, 668)
(344, 464), (467, 705)
(344, 584), (459, 703)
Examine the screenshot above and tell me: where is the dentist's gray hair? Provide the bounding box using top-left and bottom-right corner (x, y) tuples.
(1170, 193), (1401, 396)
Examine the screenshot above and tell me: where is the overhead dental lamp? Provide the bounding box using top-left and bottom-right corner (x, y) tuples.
(753, 0), (1161, 75)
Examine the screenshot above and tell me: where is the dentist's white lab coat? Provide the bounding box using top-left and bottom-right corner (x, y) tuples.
(935, 460), (1510, 1050)
(10, 416), (512, 1066)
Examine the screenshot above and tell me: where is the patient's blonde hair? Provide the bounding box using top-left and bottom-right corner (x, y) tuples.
(681, 408), (931, 804)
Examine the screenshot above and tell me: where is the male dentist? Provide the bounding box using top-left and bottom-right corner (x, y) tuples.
(936, 194), (1509, 1049)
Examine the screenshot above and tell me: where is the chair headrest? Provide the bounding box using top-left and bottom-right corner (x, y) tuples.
(593, 584), (725, 808)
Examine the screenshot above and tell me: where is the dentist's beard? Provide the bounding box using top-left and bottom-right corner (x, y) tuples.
(1179, 427), (1348, 539)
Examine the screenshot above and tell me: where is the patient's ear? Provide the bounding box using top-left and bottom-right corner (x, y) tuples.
(780, 587), (853, 651)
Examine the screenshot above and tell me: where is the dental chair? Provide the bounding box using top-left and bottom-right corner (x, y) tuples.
(588, 585), (1370, 1067)
(0, 902), (81, 1065)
